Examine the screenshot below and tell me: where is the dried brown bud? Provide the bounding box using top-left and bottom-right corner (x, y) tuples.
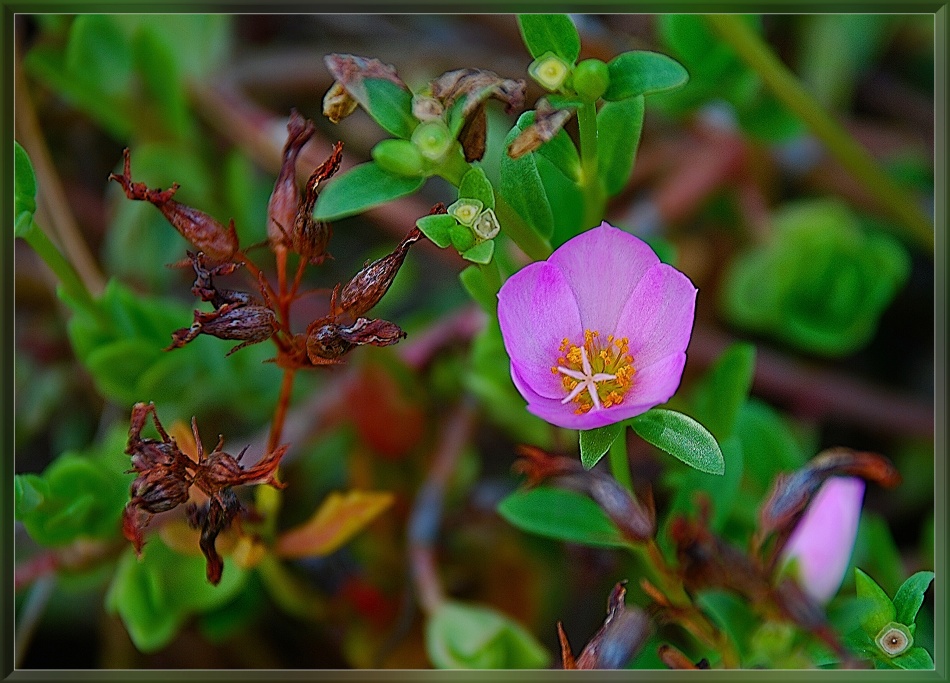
(507, 99), (576, 160)
(109, 149), (238, 262)
(168, 303), (278, 356)
(268, 110), (316, 247)
(187, 251), (250, 308)
(658, 644), (708, 670)
(130, 467), (192, 514)
(189, 490), (243, 585)
(332, 226), (423, 319)
(429, 68), (526, 119)
(306, 316), (406, 365)
(459, 104), (488, 162)
(323, 54), (409, 124)
(560, 582), (652, 670)
(323, 81), (359, 123)
(292, 141), (343, 265)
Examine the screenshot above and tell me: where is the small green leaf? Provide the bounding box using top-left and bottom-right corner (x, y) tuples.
(14, 141), (38, 237)
(690, 342), (757, 442)
(890, 646), (934, 670)
(500, 113), (555, 239)
(498, 486), (629, 549)
(596, 96), (645, 197)
(603, 51), (689, 101)
(517, 14), (580, 63)
(630, 409), (724, 475)
(426, 600), (550, 669)
(855, 568), (897, 635)
(449, 223), (476, 253)
(459, 265), (497, 313)
(461, 239), (494, 265)
(363, 78), (417, 140)
(132, 24), (190, 137)
(579, 423), (622, 470)
(459, 167), (495, 210)
(65, 15), (134, 96)
(314, 161), (425, 221)
(416, 214), (457, 249)
(893, 571), (934, 627)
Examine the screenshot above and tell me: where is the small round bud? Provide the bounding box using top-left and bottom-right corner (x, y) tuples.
(572, 58), (610, 101)
(448, 198), (484, 226)
(875, 622), (912, 657)
(472, 208), (500, 241)
(411, 121), (454, 162)
(372, 139), (427, 177)
(528, 52), (571, 92)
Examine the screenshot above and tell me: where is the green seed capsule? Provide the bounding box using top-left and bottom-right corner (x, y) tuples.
(372, 139), (426, 177)
(411, 121), (453, 162)
(572, 59), (610, 101)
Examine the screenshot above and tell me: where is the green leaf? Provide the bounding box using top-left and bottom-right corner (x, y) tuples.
(314, 161), (425, 221)
(14, 141), (37, 237)
(603, 51), (689, 101)
(517, 14), (580, 63)
(893, 571), (934, 627)
(855, 568), (897, 635)
(535, 126), (581, 183)
(499, 113), (555, 239)
(459, 167), (496, 210)
(426, 600), (550, 669)
(579, 423), (623, 470)
(630, 409), (724, 475)
(498, 486), (630, 549)
(449, 223), (476, 253)
(535, 147), (584, 248)
(459, 266), (497, 313)
(665, 436), (743, 534)
(416, 214), (458, 249)
(65, 15), (134, 97)
(106, 539), (246, 653)
(131, 25), (191, 138)
(596, 96), (645, 197)
(363, 78), (417, 139)
(461, 239), (494, 265)
(890, 646), (934, 670)
(690, 342), (757, 442)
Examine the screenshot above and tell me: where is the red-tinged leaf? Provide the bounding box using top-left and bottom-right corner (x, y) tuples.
(275, 491), (394, 558)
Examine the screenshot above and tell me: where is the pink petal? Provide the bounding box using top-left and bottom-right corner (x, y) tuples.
(614, 262), (697, 369)
(779, 477), (865, 604)
(621, 352), (688, 411)
(548, 223), (660, 336)
(498, 261), (582, 399)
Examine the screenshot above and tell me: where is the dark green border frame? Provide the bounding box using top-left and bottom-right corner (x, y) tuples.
(2, 3), (946, 681)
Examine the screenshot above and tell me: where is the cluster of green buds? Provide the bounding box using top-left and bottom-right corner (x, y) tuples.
(415, 167), (499, 264)
(529, 51), (610, 102)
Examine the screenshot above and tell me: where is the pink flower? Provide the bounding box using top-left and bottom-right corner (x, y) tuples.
(779, 476), (866, 604)
(497, 223), (698, 430)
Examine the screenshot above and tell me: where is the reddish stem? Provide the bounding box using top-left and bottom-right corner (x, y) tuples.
(268, 368), (296, 453)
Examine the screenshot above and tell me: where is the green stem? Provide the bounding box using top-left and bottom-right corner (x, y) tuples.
(20, 219), (99, 315)
(477, 259), (503, 298)
(705, 14), (933, 255)
(577, 98), (604, 231)
(608, 426), (634, 493)
(435, 146), (470, 187)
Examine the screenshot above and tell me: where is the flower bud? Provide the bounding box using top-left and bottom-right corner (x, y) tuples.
(292, 141), (344, 265)
(778, 476), (865, 604)
(268, 110), (316, 247)
(168, 304), (278, 357)
(472, 208), (500, 240)
(372, 139), (427, 177)
(572, 59), (610, 101)
(447, 198), (483, 226)
(876, 622), (913, 657)
(411, 120), (453, 162)
(332, 227), (423, 318)
(528, 52), (571, 91)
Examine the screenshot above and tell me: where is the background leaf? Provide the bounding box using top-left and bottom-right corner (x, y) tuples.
(498, 486), (630, 549)
(517, 14), (580, 63)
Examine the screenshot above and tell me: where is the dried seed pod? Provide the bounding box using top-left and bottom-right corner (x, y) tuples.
(109, 149), (238, 262)
(323, 81), (359, 123)
(507, 99), (576, 160)
(167, 303), (278, 356)
(187, 251), (250, 308)
(292, 141), (343, 265)
(268, 109), (316, 247)
(559, 582), (652, 670)
(306, 317), (406, 365)
(323, 54), (409, 124)
(332, 226), (423, 318)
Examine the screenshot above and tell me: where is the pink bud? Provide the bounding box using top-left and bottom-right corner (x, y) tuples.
(779, 476), (865, 604)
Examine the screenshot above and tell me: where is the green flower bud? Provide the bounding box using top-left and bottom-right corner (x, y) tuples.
(876, 622), (913, 657)
(472, 208), (500, 241)
(528, 52), (571, 92)
(372, 139), (426, 177)
(411, 120), (453, 162)
(572, 58), (610, 101)
(448, 199), (484, 226)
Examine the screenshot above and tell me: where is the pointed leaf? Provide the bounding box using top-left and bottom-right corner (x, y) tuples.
(855, 568), (897, 635)
(461, 239), (494, 265)
(893, 571), (934, 627)
(500, 112), (555, 239)
(596, 96), (645, 196)
(459, 265), (497, 313)
(314, 161), (425, 221)
(604, 51), (689, 101)
(498, 486), (630, 549)
(14, 141), (38, 236)
(890, 646), (934, 670)
(459, 167), (495, 210)
(363, 78), (417, 139)
(579, 423), (622, 470)
(275, 491), (393, 559)
(416, 214), (458, 249)
(630, 409), (724, 475)
(517, 14), (580, 63)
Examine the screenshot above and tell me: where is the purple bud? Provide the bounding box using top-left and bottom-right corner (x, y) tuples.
(778, 476), (865, 604)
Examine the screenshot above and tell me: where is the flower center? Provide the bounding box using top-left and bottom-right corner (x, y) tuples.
(551, 329), (635, 414)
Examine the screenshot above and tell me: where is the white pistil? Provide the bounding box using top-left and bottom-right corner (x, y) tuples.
(557, 346), (616, 410)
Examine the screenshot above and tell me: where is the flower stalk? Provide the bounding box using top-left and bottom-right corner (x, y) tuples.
(577, 97), (604, 231)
